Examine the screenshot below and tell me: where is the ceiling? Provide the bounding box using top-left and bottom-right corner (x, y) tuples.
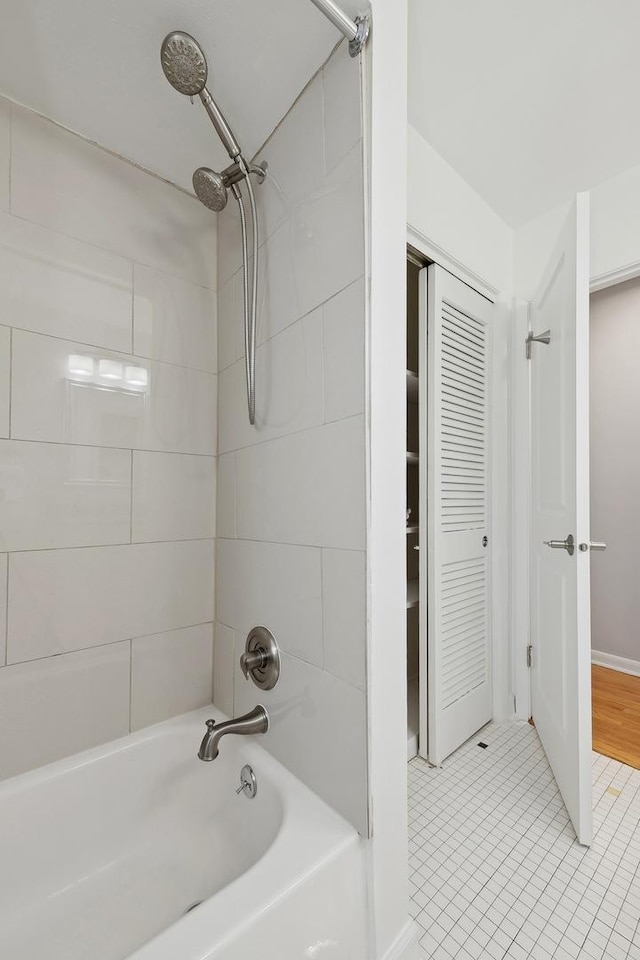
(0, 0), (359, 192)
(409, 0), (640, 227)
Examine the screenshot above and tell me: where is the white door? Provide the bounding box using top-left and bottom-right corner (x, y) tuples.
(530, 193), (593, 845)
(423, 265), (493, 765)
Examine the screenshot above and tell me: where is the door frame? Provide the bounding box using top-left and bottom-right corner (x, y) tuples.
(407, 224), (513, 727)
(513, 258), (640, 721)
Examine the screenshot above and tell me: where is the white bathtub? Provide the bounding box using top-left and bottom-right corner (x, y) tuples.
(0, 706), (369, 960)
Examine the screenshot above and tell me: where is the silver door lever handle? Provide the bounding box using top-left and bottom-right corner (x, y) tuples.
(544, 534), (575, 556)
(526, 329), (551, 360)
(578, 541), (607, 552)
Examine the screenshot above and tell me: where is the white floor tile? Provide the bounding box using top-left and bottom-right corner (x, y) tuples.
(408, 721), (640, 960)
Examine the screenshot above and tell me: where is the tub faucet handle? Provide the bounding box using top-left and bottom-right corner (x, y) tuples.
(240, 649), (266, 680)
(241, 626), (281, 690)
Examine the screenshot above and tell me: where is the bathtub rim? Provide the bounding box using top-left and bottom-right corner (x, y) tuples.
(0, 704), (362, 960)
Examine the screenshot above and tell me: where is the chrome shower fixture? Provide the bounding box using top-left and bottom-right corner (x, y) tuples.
(160, 31), (241, 160)
(160, 31), (207, 96)
(192, 158), (268, 213)
(192, 167), (228, 212)
(161, 30), (265, 424)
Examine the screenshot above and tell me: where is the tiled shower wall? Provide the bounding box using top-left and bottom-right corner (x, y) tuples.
(0, 98), (218, 779)
(214, 43), (368, 832)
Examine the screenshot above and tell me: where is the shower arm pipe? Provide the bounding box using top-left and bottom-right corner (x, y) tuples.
(306, 0), (370, 57)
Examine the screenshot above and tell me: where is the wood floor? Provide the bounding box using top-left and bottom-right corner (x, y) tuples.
(592, 665), (640, 769)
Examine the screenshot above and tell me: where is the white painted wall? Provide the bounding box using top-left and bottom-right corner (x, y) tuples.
(365, 0), (413, 956)
(516, 160), (640, 300)
(590, 278), (640, 668)
(0, 98), (218, 779)
(407, 124), (515, 724)
(407, 124), (514, 296)
(214, 42), (369, 836)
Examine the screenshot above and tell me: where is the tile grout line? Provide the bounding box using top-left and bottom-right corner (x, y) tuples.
(128, 637), (133, 733)
(3, 554), (8, 667)
(129, 450), (134, 544)
(4, 323), (218, 376)
(407, 721), (640, 960)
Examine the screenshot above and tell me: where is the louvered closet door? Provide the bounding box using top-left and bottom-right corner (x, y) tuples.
(426, 264), (493, 765)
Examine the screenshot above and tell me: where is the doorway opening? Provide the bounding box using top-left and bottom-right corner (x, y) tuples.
(405, 247), (495, 766)
(589, 278), (640, 770)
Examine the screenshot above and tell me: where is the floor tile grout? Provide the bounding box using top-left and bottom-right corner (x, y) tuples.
(407, 720), (640, 960)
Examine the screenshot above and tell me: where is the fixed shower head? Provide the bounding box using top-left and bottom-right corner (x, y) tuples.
(193, 167), (228, 212)
(160, 31), (208, 97)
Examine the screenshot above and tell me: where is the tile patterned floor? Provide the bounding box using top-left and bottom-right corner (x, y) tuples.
(408, 721), (640, 960)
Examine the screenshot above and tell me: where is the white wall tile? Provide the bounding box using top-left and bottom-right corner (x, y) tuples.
(217, 204), (242, 287)
(217, 269), (244, 372)
(253, 148), (365, 342)
(322, 43), (362, 175)
(10, 107), (216, 288)
(216, 452), (236, 539)
(323, 277), (365, 423)
(291, 144), (365, 321)
(235, 416), (365, 549)
(234, 651), (368, 834)
(213, 621), (235, 717)
(255, 219), (303, 344)
(0, 642), (130, 780)
(11, 330), (217, 455)
(218, 310), (324, 453)
(0, 98), (219, 777)
(132, 452), (215, 543)
(0, 101), (9, 212)
(0, 326), (9, 438)
(0, 554), (6, 665)
(133, 264), (217, 373)
(131, 623), (214, 730)
(216, 539), (322, 666)
(0, 211), (132, 352)
(322, 548), (366, 689)
(7, 539), (214, 663)
(212, 43), (366, 833)
(255, 74), (325, 244)
(0, 441), (130, 551)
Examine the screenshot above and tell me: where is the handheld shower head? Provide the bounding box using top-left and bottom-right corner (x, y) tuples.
(193, 167), (228, 212)
(161, 30), (241, 160)
(160, 30), (261, 426)
(160, 31), (208, 96)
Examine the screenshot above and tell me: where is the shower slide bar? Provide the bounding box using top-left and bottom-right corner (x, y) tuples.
(307, 0), (370, 57)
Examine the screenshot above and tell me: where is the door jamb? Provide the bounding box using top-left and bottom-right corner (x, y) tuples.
(407, 224), (499, 304)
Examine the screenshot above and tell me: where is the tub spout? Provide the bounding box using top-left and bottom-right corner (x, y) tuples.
(198, 705), (269, 761)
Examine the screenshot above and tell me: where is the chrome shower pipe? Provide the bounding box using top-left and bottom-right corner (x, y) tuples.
(228, 159), (263, 425)
(306, 0), (370, 57)
(160, 29), (264, 425)
(241, 158), (259, 427)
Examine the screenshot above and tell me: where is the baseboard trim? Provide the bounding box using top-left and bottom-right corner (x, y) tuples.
(592, 650), (640, 678)
(381, 920), (422, 960)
